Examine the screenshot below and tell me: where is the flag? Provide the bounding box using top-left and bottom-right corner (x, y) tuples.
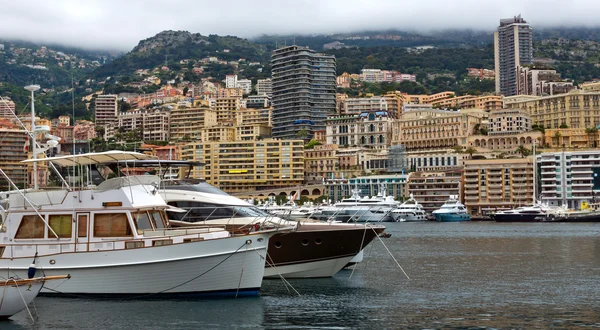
(23, 135), (29, 153)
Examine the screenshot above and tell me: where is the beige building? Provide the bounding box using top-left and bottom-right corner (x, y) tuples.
(403, 92), (502, 111)
(0, 97), (16, 118)
(326, 111), (395, 149)
(304, 144), (339, 184)
(0, 128), (29, 189)
(463, 158), (534, 215)
(408, 170), (463, 213)
(396, 108), (486, 151)
(488, 108), (531, 135)
(180, 139), (305, 194)
(169, 107), (217, 141)
(544, 128), (600, 149)
(516, 66), (574, 96)
(504, 89), (600, 129)
(94, 94), (118, 127)
(107, 109), (170, 142)
(213, 97), (240, 125)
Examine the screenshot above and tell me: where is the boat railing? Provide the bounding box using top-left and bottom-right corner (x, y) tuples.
(168, 205), (293, 229)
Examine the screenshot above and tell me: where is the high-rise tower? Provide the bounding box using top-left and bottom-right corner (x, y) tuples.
(494, 15), (533, 96)
(271, 45), (336, 140)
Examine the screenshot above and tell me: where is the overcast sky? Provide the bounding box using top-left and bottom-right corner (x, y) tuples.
(1, 0), (599, 51)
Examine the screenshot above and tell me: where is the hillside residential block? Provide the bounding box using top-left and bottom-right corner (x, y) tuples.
(494, 15), (533, 96)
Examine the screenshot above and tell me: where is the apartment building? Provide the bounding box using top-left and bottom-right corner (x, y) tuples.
(326, 111), (395, 149)
(256, 78), (272, 96)
(213, 97), (240, 125)
(271, 45), (336, 140)
(463, 158), (534, 215)
(0, 128), (29, 189)
(325, 174), (408, 202)
(246, 95), (270, 108)
(494, 15), (533, 96)
(180, 139), (305, 194)
(237, 107), (271, 126)
(404, 91), (455, 105)
(236, 79), (252, 94)
(407, 170), (463, 213)
(504, 89), (600, 129)
(0, 97), (15, 118)
(537, 150), (600, 209)
(169, 107), (217, 141)
(516, 66), (574, 96)
(359, 69), (416, 83)
(406, 152), (467, 172)
(488, 108), (531, 135)
(342, 96), (388, 115)
(225, 74), (237, 89)
(199, 125), (236, 142)
(304, 144), (339, 184)
(396, 108), (486, 151)
(94, 94), (118, 127)
(432, 95), (503, 111)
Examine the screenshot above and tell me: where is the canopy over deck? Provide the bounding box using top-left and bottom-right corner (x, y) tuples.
(22, 150), (156, 167)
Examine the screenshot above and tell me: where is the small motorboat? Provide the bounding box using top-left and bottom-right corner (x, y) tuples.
(0, 275), (70, 319)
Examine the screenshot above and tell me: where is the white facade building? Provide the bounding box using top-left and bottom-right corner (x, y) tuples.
(236, 79), (252, 94)
(225, 74), (238, 89)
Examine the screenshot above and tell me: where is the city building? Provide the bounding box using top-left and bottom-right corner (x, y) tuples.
(180, 139), (305, 194)
(94, 94), (118, 127)
(0, 127), (29, 189)
(271, 45), (336, 140)
(246, 94), (271, 108)
(430, 95), (503, 111)
(213, 97), (240, 125)
(256, 78), (272, 96)
(236, 79), (252, 94)
(0, 97), (16, 118)
(488, 108), (531, 135)
(359, 69), (416, 83)
(537, 150), (600, 209)
(544, 128), (600, 149)
(407, 170), (463, 213)
(516, 66), (574, 96)
(342, 96), (388, 115)
(504, 89), (600, 129)
(467, 68), (495, 80)
(169, 107), (217, 141)
(326, 111), (395, 149)
(304, 144), (339, 184)
(494, 15), (533, 96)
(225, 74), (238, 89)
(325, 174), (408, 202)
(406, 152), (467, 172)
(463, 158), (534, 215)
(395, 108), (486, 151)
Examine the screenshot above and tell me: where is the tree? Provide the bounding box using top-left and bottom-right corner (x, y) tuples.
(464, 147), (477, 159)
(553, 131), (562, 146)
(585, 127), (598, 148)
(305, 139), (322, 149)
(516, 145), (530, 158)
(559, 123), (569, 129)
(532, 124), (545, 133)
(182, 86), (189, 96)
(295, 129), (309, 140)
(452, 145), (463, 153)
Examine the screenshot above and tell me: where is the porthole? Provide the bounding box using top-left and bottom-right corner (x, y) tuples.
(301, 239), (309, 246)
(315, 238), (322, 245)
(274, 241), (282, 248)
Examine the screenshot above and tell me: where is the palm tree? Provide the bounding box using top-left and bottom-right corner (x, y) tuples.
(465, 147), (477, 159)
(585, 127), (598, 148)
(516, 145), (529, 158)
(553, 131), (562, 147)
(452, 145), (463, 153)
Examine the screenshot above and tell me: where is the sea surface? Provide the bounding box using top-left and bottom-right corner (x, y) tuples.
(4, 222), (600, 329)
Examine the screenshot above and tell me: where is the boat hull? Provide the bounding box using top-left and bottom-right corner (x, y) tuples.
(0, 234), (271, 296)
(391, 212), (428, 222)
(493, 213), (542, 222)
(433, 213), (471, 222)
(0, 281), (43, 318)
(264, 223), (384, 278)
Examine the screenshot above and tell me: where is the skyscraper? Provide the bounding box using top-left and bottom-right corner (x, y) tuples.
(271, 45), (336, 140)
(494, 15), (533, 96)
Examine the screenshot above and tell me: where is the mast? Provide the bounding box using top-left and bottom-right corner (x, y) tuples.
(25, 85), (41, 190)
(532, 139), (536, 206)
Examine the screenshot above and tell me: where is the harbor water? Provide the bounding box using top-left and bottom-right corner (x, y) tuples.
(5, 222), (600, 329)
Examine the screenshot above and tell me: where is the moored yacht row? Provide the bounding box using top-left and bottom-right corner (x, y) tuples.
(0, 151), (386, 318)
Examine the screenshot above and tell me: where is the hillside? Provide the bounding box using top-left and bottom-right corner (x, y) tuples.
(92, 30), (271, 79)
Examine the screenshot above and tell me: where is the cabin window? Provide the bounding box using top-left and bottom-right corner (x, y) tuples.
(49, 215), (73, 238)
(94, 213), (132, 237)
(132, 212), (153, 231)
(15, 215), (45, 239)
(149, 211), (166, 229)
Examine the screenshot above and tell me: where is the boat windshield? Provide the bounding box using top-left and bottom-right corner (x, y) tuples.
(162, 179), (230, 196)
(167, 200), (269, 222)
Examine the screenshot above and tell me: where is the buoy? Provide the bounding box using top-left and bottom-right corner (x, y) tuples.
(27, 263), (36, 279)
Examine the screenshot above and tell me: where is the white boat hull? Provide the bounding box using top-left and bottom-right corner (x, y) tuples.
(0, 234), (271, 296)
(263, 254), (356, 279)
(0, 281), (42, 318)
(390, 212), (428, 222)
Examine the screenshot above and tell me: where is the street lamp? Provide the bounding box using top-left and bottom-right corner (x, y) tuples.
(24, 84), (41, 190)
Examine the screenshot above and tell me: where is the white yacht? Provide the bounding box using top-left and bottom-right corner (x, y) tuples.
(0, 151), (282, 296)
(390, 194), (428, 222)
(431, 195), (470, 222)
(317, 186), (395, 222)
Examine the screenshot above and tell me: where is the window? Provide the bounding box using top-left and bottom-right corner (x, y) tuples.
(132, 212), (153, 231)
(49, 214), (72, 238)
(94, 213), (132, 237)
(150, 211), (166, 229)
(15, 215), (45, 239)
(77, 215), (88, 238)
